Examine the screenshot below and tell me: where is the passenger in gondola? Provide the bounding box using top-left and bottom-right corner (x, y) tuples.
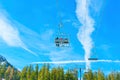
(55, 37), (59, 43)
(64, 38), (69, 43)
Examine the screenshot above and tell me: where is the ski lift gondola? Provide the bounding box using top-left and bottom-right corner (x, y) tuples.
(88, 58), (98, 60)
(55, 37), (69, 47)
(54, 23), (70, 47)
(54, 0), (70, 47)
(88, 50), (98, 61)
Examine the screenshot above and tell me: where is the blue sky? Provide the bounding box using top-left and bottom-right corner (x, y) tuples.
(0, 0), (120, 73)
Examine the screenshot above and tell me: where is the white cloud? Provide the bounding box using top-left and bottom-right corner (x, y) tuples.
(75, 0), (104, 70)
(0, 14), (21, 47)
(40, 29), (54, 41)
(89, 0), (104, 13)
(0, 10), (37, 56)
(76, 0), (95, 70)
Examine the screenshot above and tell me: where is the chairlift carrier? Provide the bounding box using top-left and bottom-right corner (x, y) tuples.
(54, 22), (70, 47)
(54, 0), (70, 47)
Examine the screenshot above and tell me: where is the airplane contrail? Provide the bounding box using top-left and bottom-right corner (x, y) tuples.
(31, 60), (120, 64)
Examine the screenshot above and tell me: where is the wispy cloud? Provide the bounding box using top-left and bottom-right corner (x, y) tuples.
(40, 29), (54, 41)
(76, 0), (95, 69)
(0, 10), (38, 56)
(75, 0), (103, 70)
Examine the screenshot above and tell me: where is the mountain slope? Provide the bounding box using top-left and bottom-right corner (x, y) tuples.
(0, 55), (13, 68)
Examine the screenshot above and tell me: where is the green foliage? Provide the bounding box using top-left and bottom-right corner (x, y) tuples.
(65, 69), (78, 80)
(20, 66), (28, 80)
(0, 64), (120, 80)
(0, 64), (6, 79)
(83, 69), (94, 80)
(35, 64), (39, 80)
(83, 69), (120, 80)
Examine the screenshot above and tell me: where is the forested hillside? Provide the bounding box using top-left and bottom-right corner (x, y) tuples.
(0, 64), (120, 80)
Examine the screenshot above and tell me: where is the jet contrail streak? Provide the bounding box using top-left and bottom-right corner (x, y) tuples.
(31, 60), (120, 64)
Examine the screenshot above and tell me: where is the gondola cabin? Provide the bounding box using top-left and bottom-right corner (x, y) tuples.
(88, 58), (98, 61)
(55, 37), (69, 47)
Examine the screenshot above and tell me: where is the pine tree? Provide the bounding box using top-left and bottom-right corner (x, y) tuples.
(83, 72), (87, 80)
(115, 72), (120, 80)
(108, 72), (115, 80)
(5, 66), (11, 80)
(30, 71), (36, 80)
(59, 67), (64, 80)
(83, 70), (93, 80)
(73, 68), (78, 80)
(45, 64), (50, 80)
(9, 68), (14, 80)
(93, 72), (98, 80)
(56, 67), (60, 80)
(35, 64), (39, 80)
(38, 64), (46, 80)
(65, 69), (75, 80)
(1, 64), (6, 78)
(13, 70), (20, 80)
(20, 66), (28, 80)
(0, 65), (2, 80)
(98, 70), (105, 80)
(27, 65), (34, 80)
(51, 67), (57, 80)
